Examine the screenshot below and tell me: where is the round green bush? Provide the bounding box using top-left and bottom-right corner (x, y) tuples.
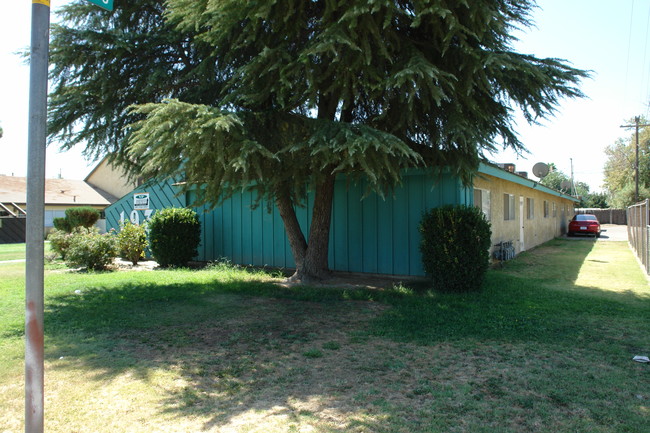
(148, 207), (201, 267)
(419, 205), (492, 292)
(52, 217), (72, 233)
(65, 206), (100, 229)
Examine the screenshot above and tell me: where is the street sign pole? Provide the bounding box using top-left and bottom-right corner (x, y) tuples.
(26, 1), (50, 432)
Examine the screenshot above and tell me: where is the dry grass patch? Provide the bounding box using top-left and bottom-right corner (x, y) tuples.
(1, 241), (649, 432)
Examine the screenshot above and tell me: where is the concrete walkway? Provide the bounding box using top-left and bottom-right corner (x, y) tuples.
(562, 224), (628, 242)
(0, 259), (26, 264)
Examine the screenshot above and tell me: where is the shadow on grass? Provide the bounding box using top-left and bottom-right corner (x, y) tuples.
(44, 277), (400, 431)
(40, 239), (650, 432)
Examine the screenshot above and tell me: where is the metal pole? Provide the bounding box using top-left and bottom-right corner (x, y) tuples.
(26, 1), (50, 432)
(620, 117), (650, 203)
(635, 116), (640, 203)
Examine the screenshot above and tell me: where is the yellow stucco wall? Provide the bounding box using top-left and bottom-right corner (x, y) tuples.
(474, 173), (575, 256)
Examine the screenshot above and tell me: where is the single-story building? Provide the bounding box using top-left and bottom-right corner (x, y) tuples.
(476, 163), (578, 256)
(105, 162), (578, 276)
(84, 156), (141, 203)
(0, 157), (143, 243)
(0, 175), (112, 243)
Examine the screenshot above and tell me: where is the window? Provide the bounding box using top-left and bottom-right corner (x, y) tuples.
(503, 193), (515, 220)
(474, 188), (491, 221)
(526, 198), (534, 219)
(552, 202), (557, 217)
(543, 200), (549, 218)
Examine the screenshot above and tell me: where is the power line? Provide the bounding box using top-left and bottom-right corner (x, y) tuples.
(642, 3), (650, 118)
(624, 0), (636, 112)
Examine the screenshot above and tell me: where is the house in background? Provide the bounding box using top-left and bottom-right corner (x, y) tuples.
(105, 162), (578, 277)
(0, 175), (113, 243)
(0, 156), (140, 243)
(84, 156), (140, 203)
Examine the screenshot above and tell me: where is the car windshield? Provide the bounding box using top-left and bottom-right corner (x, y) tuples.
(575, 214), (597, 221)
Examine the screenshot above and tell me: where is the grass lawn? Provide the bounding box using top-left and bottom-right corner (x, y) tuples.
(0, 239), (649, 432)
(0, 242), (54, 262)
(0, 242), (27, 261)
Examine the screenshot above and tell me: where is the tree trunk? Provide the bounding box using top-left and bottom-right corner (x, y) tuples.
(296, 173), (335, 282)
(275, 190), (307, 272)
(276, 92), (339, 283)
(275, 174), (335, 283)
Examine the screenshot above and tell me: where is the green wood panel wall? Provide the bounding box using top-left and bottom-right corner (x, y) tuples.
(105, 178), (186, 232)
(105, 170), (470, 276)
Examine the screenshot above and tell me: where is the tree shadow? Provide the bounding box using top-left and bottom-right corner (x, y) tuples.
(44, 278), (404, 431)
(41, 240), (650, 431)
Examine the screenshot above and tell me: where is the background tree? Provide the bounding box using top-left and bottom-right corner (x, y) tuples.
(540, 163), (607, 208)
(49, 0), (588, 282)
(603, 118), (650, 207)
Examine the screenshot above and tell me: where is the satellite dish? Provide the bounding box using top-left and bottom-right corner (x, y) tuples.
(560, 180), (572, 191)
(532, 162), (550, 179)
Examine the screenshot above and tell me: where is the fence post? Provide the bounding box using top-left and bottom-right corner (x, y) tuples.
(643, 199), (650, 274)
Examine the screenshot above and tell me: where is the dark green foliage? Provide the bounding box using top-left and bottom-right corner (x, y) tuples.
(117, 221), (148, 265)
(64, 207), (100, 229)
(52, 207), (99, 234)
(48, 0), (219, 164)
(52, 217), (72, 233)
(583, 191), (609, 209)
(419, 205), (492, 292)
(49, 0), (588, 280)
(48, 0), (590, 193)
(47, 228), (73, 259)
(148, 208), (201, 267)
(64, 227), (118, 271)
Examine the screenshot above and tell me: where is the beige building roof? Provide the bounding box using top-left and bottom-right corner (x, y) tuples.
(84, 156), (139, 202)
(0, 175), (111, 206)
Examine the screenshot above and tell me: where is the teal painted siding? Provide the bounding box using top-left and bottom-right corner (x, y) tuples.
(105, 170), (470, 276)
(105, 178), (186, 231)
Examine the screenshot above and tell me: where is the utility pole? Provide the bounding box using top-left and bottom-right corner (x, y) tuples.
(26, 1), (49, 433)
(620, 116), (650, 203)
(570, 158), (576, 197)
(25, 2), (112, 432)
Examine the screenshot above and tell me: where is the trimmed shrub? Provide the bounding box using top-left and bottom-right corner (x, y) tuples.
(47, 228), (73, 260)
(419, 205), (492, 292)
(52, 217), (72, 233)
(148, 207), (201, 267)
(65, 206), (100, 229)
(65, 227), (118, 271)
(117, 221), (148, 265)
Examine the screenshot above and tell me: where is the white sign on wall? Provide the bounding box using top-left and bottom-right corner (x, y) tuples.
(133, 193), (150, 210)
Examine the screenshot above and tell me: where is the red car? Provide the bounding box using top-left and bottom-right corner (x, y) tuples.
(568, 214), (601, 237)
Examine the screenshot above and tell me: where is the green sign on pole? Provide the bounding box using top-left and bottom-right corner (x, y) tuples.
(86, 0), (113, 11)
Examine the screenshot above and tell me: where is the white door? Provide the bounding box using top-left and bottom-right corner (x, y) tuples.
(519, 196), (525, 252)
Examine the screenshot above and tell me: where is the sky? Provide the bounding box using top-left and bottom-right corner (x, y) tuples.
(0, 1), (649, 192)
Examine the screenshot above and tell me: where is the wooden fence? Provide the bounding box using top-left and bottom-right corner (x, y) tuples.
(575, 208), (627, 225)
(627, 200), (649, 275)
(0, 217), (26, 244)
